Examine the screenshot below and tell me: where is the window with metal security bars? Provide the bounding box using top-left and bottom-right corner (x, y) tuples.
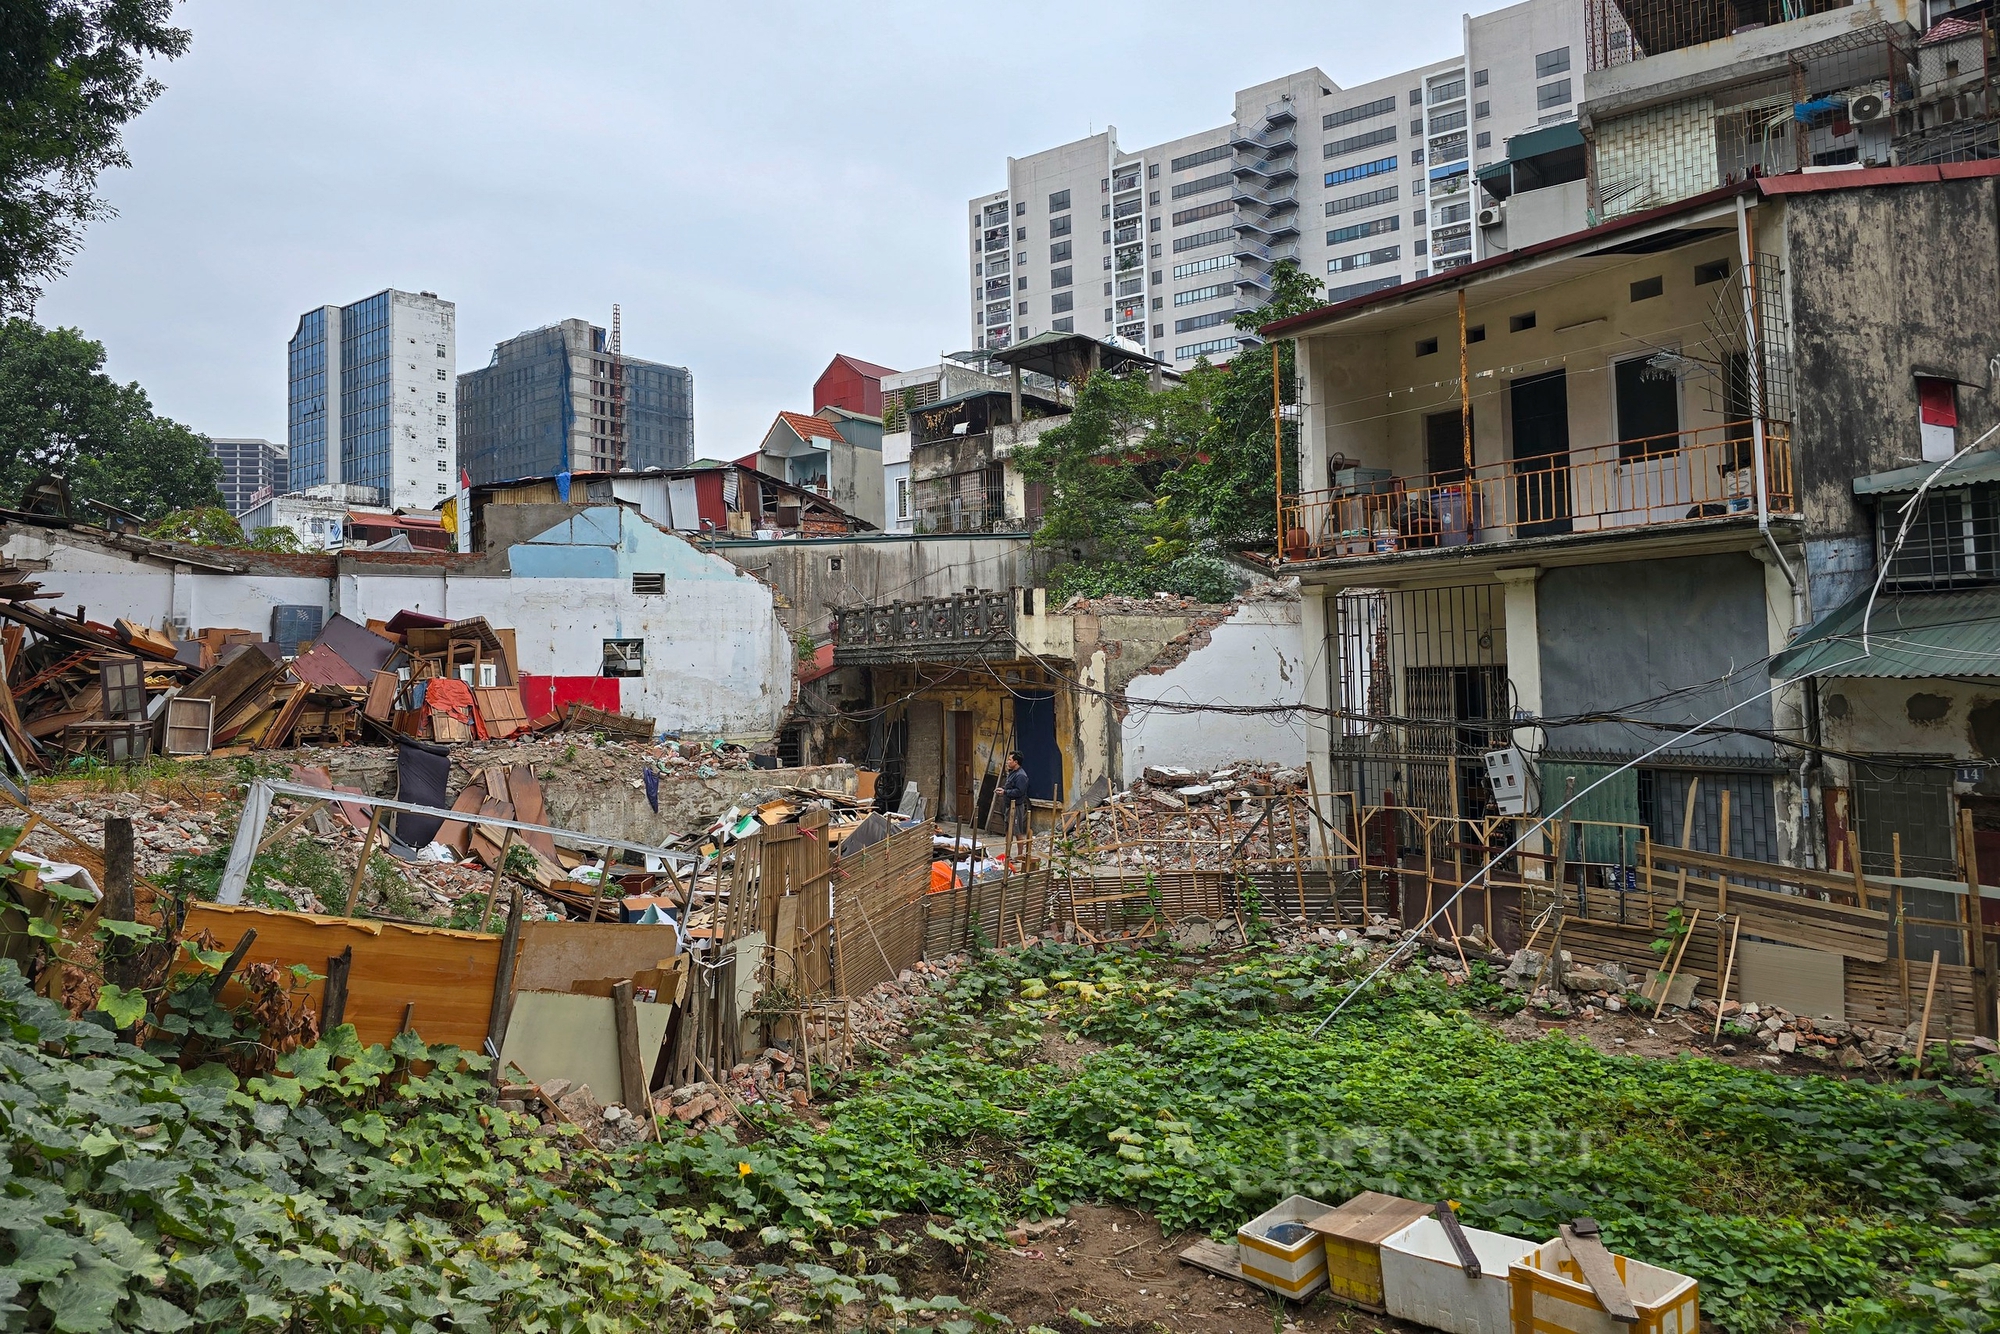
(1881, 485), (2000, 589)
(632, 573), (665, 595)
(602, 639), (645, 677)
(1170, 144), (1232, 173)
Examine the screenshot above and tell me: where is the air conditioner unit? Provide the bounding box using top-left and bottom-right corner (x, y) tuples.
(1849, 91), (1892, 123)
(1478, 202), (1505, 227)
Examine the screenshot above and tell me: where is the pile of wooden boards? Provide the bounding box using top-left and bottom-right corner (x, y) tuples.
(0, 564), (204, 769)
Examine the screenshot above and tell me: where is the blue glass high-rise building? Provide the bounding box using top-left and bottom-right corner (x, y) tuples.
(287, 290), (458, 509)
(457, 318), (692, 485)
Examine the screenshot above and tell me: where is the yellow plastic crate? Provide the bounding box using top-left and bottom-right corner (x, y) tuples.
(1508, 1237), (1700, 1334)
(1304, 1191), (1433, 1312)
(1236, 1195), (1335, 1299)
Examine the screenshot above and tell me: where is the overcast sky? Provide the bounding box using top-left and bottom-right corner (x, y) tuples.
(37, 0), (1512, 456)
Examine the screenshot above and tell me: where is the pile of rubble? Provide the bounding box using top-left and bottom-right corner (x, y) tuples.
(1068, 761), (1314, 872)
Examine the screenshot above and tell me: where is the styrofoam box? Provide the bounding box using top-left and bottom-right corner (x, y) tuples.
(1508, 1237), (1701, 1334)
(1378, 1217), (1540, 1334)
(1236, 1195), (1334, 1300)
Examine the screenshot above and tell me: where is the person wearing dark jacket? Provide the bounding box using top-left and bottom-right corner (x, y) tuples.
(999, 751), (1033, 842)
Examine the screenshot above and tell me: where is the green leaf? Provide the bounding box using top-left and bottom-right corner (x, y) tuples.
(94, 920), (157, 943)
(27, 918), (59, 941)
(43, 881), (98, 904)
(92, 985), (147, 1029)
(129, 1294), (192, 1333)
(43, 1264), (126, 1334)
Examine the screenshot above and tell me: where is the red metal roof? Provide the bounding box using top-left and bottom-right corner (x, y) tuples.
(346, 511), (444, 530)
(776, 411), (845, 442)
(828, 354), (896, 380)
(1922, 15), (1980, 45)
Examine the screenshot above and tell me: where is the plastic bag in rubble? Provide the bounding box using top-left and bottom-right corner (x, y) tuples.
(415, 842), (459, 863)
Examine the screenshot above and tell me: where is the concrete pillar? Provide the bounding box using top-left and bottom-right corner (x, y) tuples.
(1496, 566), (1545, 879)
(1010, 365), (1022, 426)
(1495, 566), (1542, 744)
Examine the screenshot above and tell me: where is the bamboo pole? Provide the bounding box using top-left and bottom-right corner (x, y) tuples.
(1717, 789), (1733, 915)
(1651, 907), (1703, 1011)
(344, 804), (386, 916)
(1285, 798), (1308, 923)
(1916, 948), (1943, 1072)
(1675, 777), (1701, 905)
(1713, 916), (1743, 1041)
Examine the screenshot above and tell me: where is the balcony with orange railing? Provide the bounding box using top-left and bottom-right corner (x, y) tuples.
(1278, 420), (1795, 564)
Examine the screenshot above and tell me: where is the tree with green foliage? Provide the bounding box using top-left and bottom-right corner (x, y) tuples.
(1015, 260), (1325, 601)
(0, 317), (221, 519)
(0, 0), (191, 311)
(142, 506), (302, 552)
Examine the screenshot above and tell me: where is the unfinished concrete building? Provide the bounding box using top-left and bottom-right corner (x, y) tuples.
(457, 319), (693, 487)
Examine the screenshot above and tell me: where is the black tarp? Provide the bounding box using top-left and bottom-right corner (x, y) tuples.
(394, 739), (452, 848)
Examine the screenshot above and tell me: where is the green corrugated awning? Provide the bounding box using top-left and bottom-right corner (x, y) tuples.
(1477, 159), (1513, 187)
(1771, 587), (2000, 679)
(1506, 120), (1586, 163)
(1853, 449), (2000, 496)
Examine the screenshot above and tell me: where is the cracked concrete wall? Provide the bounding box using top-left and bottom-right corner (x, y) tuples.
(1119, 599), (1308, 781)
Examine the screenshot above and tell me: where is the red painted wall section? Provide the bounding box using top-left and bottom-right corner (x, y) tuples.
(813, 355), (890, 418)
(519, 676), (621, 716)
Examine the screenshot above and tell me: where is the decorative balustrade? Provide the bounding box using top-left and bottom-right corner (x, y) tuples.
(832, 591), (1018, 665)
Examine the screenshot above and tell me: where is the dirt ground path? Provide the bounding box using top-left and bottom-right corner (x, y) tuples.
(971, 1204), (1419, 1334)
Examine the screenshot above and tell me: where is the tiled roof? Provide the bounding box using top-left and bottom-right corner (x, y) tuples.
(1922, 15), (1980, 45)
(777, 411), (845, 442)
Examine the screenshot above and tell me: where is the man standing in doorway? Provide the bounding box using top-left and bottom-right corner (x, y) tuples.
(1000, 750), (1033, 859)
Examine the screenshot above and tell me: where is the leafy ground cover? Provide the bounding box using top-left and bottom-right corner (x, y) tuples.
(6, 935), (1999, 1332)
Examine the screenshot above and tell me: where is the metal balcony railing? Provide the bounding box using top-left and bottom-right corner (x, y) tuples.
(1277, 421), (1796, 563)
(1232, 180), (1299, 209)
(1233, 152), (1298, 182)
(1231, 122), (1297, 153)
(1235, 213), (1301, 242)
(833, 590), (1018, 665)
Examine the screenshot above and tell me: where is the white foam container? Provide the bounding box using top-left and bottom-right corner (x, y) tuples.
(1235, 1195), (1333, 1300)
(1379, 1216), (1541, 1334)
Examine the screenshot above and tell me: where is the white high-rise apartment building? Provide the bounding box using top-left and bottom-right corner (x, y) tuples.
(287, 289), (458, 510)
(967, 0), (1587, 372)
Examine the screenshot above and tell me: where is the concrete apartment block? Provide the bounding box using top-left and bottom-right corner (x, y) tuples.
(287, 289), (457, 511)
(967, 0), (1590, 373)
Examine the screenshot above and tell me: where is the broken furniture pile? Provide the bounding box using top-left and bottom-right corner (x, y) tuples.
(1182, 1189), (1699, 1334)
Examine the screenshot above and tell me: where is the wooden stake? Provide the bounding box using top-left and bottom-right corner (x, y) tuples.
(612, 979), (650, 1115)
(322, 946), (352, 1030)
(1916, 948), (1943, 1073)
(486, 882), (524, 1081)
(479, 826), (517, 934)
(345, 804), (386, 916)
(1653, 907), (1702, 1011)
(1893, 831), (1903, 878)
(1713, 916), (1742, 1041)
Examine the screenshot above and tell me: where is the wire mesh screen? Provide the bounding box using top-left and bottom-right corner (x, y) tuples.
(1587, 0), (1860, 72)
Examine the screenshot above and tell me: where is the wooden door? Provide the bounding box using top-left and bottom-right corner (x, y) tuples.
(950, 710), (976, 823)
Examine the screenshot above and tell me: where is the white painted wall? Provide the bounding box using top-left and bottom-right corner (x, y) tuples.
(1120, 599), (1309, 780)
(389, 292), (458, 512)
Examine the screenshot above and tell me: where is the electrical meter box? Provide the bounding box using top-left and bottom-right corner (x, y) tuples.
(1482, 746), (1534, 815)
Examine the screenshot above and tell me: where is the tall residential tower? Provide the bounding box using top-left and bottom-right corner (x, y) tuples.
(286, 289), (457, 509)
(967, 0), (1587, 372)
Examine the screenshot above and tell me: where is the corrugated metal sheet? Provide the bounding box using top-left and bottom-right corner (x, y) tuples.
(1853, 450), (2000, 496)
(1772, 587), (2000, 680)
